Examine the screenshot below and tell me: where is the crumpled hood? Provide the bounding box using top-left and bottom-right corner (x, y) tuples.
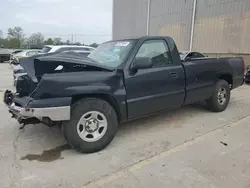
(20, 53), (113, 82)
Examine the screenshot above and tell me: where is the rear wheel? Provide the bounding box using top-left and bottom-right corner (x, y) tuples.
(206, 80), (230, 112)
(63, 98), (118, 153)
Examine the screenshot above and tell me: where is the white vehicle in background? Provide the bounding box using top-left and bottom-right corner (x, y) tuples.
(61, 50), (92, 57)
(12, 48), (95, 86)
(10, 49), (42, 65)
(179, 51), (207, 61)
(11, 49), (42, 85)
(41, 45), (95, 53)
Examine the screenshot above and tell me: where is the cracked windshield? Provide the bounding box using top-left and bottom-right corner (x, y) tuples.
(0, 0), (250, 188)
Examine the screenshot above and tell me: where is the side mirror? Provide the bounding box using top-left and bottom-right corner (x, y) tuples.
(132, 57), (153, 70)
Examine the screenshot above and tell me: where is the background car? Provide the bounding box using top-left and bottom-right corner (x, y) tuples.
(12, 49), (94, 86)
(0, 49), (23, 63)
(41, 45), (95, 54)
(10, 49), (42, 65)
(11, 49), (23, 54)
(61, 50), (91, 57)
(179, 51), (206, 61)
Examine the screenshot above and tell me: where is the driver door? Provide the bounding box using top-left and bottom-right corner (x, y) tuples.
(124, 39), (185, 119)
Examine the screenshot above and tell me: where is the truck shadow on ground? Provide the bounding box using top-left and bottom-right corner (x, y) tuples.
(120, 102), (208, 130)
(18, 102), (210, 162)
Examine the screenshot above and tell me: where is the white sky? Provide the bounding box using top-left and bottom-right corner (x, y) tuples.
(0, 0), (113, 44)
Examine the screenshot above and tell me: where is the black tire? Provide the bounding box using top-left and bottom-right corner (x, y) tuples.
(206, 80), (230, 112)
(63, 98), (118, 153)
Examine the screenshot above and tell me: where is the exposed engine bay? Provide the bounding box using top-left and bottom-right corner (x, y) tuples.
(4, 53), (115, 129)
(16, 53), (113, 97)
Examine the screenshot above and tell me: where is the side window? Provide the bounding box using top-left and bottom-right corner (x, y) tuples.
(194, 52), (205, 58)
(135, 40), (172, 68)
(186, 52), (194, 58)
(26, 51), (32, 56)
(33, 51), (39, 55)
(27, 51), (37, 56)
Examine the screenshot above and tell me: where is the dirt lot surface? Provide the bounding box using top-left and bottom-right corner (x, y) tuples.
(0, 64), (249, 188)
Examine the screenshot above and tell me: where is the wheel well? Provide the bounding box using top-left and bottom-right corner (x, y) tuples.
(219, 74), (233, 86)
(71, 94), (121, 122)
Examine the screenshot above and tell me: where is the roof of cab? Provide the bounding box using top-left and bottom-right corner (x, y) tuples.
(108, 36), (172, 42)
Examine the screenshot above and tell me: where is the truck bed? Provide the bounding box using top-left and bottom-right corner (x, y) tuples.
(183, 57), (244, 105)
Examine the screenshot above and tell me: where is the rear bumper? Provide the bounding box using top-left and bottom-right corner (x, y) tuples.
(4, 90), (71, 124)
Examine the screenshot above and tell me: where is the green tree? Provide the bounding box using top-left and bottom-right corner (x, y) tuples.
(74, 42), (81, 46)
(8, 38), (22, 49)
(0, 38), (9, 48)
(44, 38), (54, 45)
(66, 40), (70, 45)
(53, 37), (62, 45)
(7, 27), (25, 48)
(0, 30), (3, 38)
(27, 32), (44, 49)
(89, 43), (98, 48)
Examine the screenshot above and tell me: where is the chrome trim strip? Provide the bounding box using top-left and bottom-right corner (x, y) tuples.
(31, 106), (70, 121)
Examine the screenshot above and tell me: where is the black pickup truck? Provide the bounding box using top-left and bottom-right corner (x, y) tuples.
(4, 36), (245, 153)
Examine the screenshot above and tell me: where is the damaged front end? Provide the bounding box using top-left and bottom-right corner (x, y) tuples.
(4, 83), (71, 129)
(4, 53), (114, 128)
(4, 90), (41, 129)
(4, 92), (71, 128)
(4, 56), (43, 128)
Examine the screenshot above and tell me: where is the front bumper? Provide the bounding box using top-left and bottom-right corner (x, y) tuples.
(4, 90), (71, 124)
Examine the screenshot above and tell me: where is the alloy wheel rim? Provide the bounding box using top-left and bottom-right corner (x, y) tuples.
(218, 87), (227, 105)
(77, 111), (108, 142)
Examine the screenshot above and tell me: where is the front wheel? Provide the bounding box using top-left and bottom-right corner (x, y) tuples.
(206, 80), (230, 112)
(63, 98), (118, 153)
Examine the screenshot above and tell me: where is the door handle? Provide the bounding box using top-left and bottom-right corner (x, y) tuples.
(169, 72), (178, 78)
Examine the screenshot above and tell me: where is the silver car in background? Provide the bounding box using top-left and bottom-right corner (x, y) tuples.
(12, 49), (94, 86)
(10, 49), (42, 65)
(179, 51), (206, 61)
(41, 45), (95, 53)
